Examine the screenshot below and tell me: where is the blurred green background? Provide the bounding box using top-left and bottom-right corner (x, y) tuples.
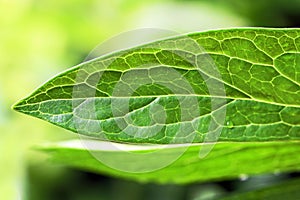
(1, 0), (300, 199)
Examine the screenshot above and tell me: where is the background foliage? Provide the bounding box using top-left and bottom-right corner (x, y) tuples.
(1, 0), (300, 199)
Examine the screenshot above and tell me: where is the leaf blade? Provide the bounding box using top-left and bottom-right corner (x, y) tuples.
(14, 28), (300, 143)
(38, 140), (300, 184)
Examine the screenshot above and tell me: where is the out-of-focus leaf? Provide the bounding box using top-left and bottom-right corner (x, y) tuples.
(220, 177), (300, 200)
(38, 140), (300, 184)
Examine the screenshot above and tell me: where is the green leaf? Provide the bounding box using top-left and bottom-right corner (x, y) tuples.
(13, 28), (300, 144)
(220, 177), (300, 200)
(39, 139), (300, 184)
(14, 28), (300, 183)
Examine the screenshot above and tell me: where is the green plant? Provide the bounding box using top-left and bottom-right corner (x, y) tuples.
(13, 28), (300, 197)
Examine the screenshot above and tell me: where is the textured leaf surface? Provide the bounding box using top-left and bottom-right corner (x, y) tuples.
(39, 140), (300, 184)
(14, 28), (300, 184)
(13, 28), (300, 144)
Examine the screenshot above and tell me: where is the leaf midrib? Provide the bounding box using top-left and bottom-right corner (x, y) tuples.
(14, 94), (300, 109)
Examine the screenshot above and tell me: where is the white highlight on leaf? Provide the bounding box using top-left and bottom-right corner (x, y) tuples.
(44, 139), (201, 152)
